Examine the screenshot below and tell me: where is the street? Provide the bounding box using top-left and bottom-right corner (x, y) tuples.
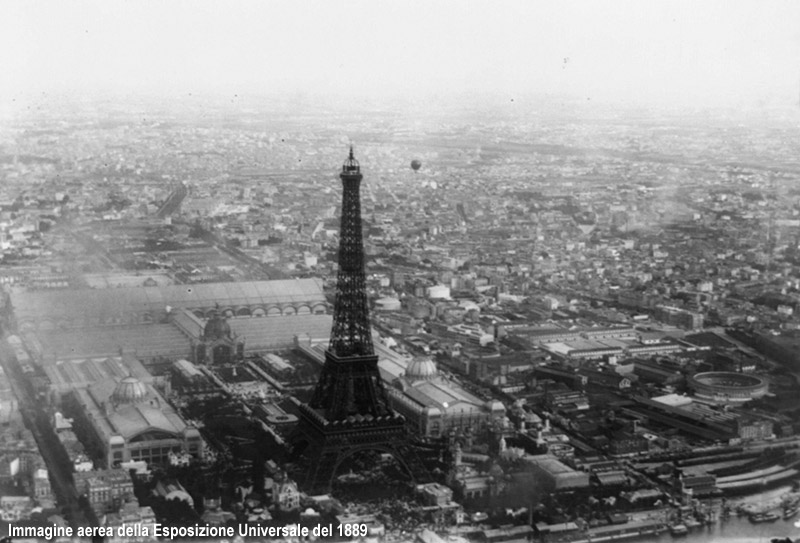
(0, 340), (94, 528)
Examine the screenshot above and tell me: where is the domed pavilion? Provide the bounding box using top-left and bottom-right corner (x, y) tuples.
(388, 356), (505, 439)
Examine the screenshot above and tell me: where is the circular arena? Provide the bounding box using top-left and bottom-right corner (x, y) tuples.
(688, 371), (768, 404)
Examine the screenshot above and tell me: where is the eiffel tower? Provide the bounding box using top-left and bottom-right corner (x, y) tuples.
(290, 147), (429, 495)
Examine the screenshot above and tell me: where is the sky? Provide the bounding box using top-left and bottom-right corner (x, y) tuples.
(2, 0), (800, 108)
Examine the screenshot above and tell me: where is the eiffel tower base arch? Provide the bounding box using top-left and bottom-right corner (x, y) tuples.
(291, 404), (429, 496)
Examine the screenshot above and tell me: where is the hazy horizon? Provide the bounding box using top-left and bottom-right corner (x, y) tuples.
(2, 0), (800, 115)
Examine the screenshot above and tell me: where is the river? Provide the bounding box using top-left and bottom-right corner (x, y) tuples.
(626, 485), (800, 543)
(649, 515), (798, 543)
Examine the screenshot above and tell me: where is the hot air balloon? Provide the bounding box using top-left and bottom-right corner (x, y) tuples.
(410, 159), (422, 172)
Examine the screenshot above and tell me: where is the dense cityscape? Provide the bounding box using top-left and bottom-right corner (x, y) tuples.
(0, 91), (798, 543)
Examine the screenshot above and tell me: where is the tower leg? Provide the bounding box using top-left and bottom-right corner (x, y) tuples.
(302, 447), (342, 496)
(292, 420), (431, 495)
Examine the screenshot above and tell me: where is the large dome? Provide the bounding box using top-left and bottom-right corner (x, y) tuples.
(406, 357), (438, 381)
(111, 376), (148, 404)
(204, 311), (231, 340)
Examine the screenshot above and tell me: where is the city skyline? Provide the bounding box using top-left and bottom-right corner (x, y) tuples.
(2, 99), (800, 537)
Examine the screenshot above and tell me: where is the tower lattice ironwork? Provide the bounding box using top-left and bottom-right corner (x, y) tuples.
(290, 147), (429, 495)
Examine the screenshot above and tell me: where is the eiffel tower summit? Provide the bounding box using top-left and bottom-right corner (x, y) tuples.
(290, 147), (429, 495)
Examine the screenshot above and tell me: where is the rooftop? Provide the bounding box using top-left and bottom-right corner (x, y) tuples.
(11, 278), (325, 323)
(37, 323), (191, 360)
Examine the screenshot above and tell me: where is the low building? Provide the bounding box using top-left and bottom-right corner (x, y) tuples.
(525, 454), (590, 490)
(654, 306), (703, 330)
(102, 498), (157, 543)
(633, 360), (684, 386)
(542, 339), (624, 361)
(66, 375), (203, 468)
(266, 473), (300, 512)
(534, 522), (581, 541)
(578, 368), (632, 390)
(736, 418), (773, 440)
(416, 483), (453, 507)
(76, 468), (135, 515)
(679, 472), (718, 498)
(33, 468), (52, 502)
(170, 359), (218, 395)
(607, 432), (649, 456)
(462, 351), (536, 382)
(546, 390), (589, 410)
(454, 474), (495, 500)
(479, 525), (535, 542)
(0, 495), (33, 522)
(154, 479), (193, 506)
(533, 366), (587, 389)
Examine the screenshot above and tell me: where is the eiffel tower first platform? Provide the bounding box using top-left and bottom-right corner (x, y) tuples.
(290, 147), (429, 495)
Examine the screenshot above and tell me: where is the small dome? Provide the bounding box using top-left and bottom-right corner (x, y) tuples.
(485, 400), (506, 412)
(488, 462), (505, 478)
(406, 357), (438, 381)
(111, 376), (148, 404)
(204, 311), (231, 340)
(424, 406), (442, 417)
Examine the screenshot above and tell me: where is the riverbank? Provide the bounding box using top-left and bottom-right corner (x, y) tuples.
(542, 484), (800, 543)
